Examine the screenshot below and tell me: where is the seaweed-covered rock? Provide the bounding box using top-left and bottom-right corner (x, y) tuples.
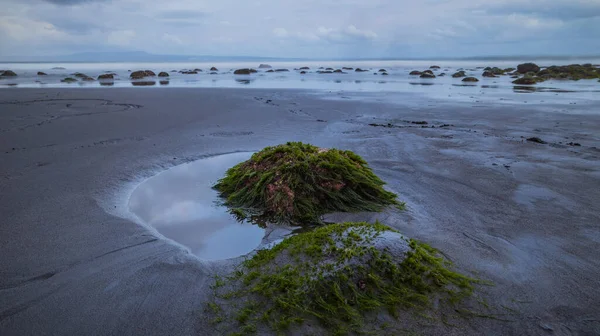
(61, 77), (77, 83)
(98, 74), (114, 80)
(462, 77), (479, 82)
(504, 67), (515, 73)
(158, 72), (169, 77)
(537, 64), (600, 80)
(81, 76), (95, 82)
(409, 70), (422, 75)
(234, 68), (255, 75)
(420, 73), (436, 78)
(130, 70), (155, 79)
(452, 71), (466, 78)
(72, 72), (89, 78)
(210, 67), (218, 71)
(208, 222), (480, 335)
(37, 72), (47, 76)
(258, 64), (272, 69)
(214, 142), (402, 225)
(517, 63), (540, 74)
(482, 71), (497, 78)
(355, 68), (368, 72)
(422, 70), (434, 75)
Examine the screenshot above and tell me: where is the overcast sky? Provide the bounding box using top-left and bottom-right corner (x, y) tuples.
(1, 0), (599, 58)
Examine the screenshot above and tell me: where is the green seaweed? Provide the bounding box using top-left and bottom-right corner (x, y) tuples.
(208, 222), (484, 335)
(213, 142), (402, 226)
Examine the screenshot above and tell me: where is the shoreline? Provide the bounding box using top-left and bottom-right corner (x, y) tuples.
(1, 87), (599, 335)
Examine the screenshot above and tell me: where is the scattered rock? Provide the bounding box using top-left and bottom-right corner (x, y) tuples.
(527, 137), (547, 144)
(234, 68), (255, 75)
(355, 68), (368, 72)
(326, 68), (334, 71)
(482, 71), (498, 78)
(158, 72), (169, 77)
(300, 71), (307, 74)
(61, 77), (77, 83)
(159, 80), (169, 85)
(299, 67), (310, 70)
(193, 68), (203, 72)
(333, 69), (344, 73)
(37, 72), (47, 76)
(381, 72), (389, 76)
(210, 67), (218, 71)
(409, 70), (422, 75)
(430, 65), (440, 69)
(317, 71), (334, 74)
(517, 63), (540, 74)
(420, 73), (436, 78)
(567, 142), (581, 146)
(131, 81), (156, 86)
(422, 70), (434, 75)
(512, 77), (539, 85)
(274, 69), (289, 72)
(258, 64), (272, 69)
(180, 70), (198, 74)
(210, 72), (218, 75)
(537, 64), (600, 80)
(342, 67), (353, 70)
(438, 73), (446, 76)
(452, 71), (466, 78)
(378, 69), (387, 72)
(462, 77), (479, 82)
(411, 121), (428, 125)
(81, 76), (95, 82)
(266, 69), (275, 73)
(130, 70), (156, 79)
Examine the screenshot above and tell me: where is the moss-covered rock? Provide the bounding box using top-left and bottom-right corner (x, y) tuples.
(420, 73), (436, 78)
(208, 222), (481, 335)
(61, 77), (77, 83)
(214, 142), (402, 225)
(512, 76), (544, 85)
(482, 71), (497, 78)
(537, 64), (600, 80)
(409, 70), (422, 75)
(452, 71), (466, 78)
(158, 72), (169, 77)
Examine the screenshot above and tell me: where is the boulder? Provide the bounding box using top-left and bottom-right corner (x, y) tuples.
(158, 72), (169, 77)
(504, 67), (516, 73)
(452, 71), (466, 78)
(333, 69), (343, 73)
(317, 71), (333, 74)
(130, 70), (155, 79)
(61, 77), (77, 83)
(409, 70), (422, 75)
(300, 71), (307, 74)
(342, 67), (353, 70)
(97, 74), (114, 80)
(266, 70), (275, 73)
(210, 72), (218, 75)
(355, 68), (368, 72)
(422, 70), (434, 75)
(420, 73), (436, 78)
(37, 72), (48, 76)
(325, 68), (334, 71)
(438, 73), (446, 76)
(517, 63), (540, 74)
(72, 72), (88, 78)
(299, 67), (310, 70)
(462, 77), (479, 82)
(180, 71), (198, 74)
(131, 81), (156, 86)
(210, 67), (218, 71)
(482, 71), (497, 78)
(234, 68), (255, 75)
(274, 69), (289, 72)
(193, 69), (203, 72)
(81, 76), (95, 82)
(430, 65), (440, 69)
(159, 81), (169, 85)
(378, 69), (387, 72)
(381, 72), (389, 76)
(258, 64), (272, 69)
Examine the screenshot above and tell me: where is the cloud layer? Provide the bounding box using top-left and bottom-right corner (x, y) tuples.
(1, 0), (599, 58)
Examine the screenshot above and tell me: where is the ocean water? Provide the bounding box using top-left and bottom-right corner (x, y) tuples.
(1, 59), (599, 104)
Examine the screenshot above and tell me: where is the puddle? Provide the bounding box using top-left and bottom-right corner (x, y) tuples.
(129, 152), (265, 260)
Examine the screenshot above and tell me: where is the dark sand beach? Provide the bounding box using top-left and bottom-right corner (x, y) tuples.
(1, 88), (600, 335)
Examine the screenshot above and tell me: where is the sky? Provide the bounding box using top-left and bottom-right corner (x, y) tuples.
(1, 0), (599, 59)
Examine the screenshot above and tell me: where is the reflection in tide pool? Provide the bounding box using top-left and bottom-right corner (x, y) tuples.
(128, 152), (265, 260)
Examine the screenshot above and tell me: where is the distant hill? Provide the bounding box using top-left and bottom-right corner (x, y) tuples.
(0, 51), (306, 63)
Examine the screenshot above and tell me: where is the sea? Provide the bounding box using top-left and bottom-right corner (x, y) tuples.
(1, 59), (599, 106)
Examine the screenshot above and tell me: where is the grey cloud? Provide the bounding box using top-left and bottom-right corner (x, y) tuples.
(42, 0), (108, 5)
(156, 10), (209, 20)
(485, 1), (600, 21)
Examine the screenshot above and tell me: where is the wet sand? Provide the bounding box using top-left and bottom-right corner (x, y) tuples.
(1, 88), (599, 335)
